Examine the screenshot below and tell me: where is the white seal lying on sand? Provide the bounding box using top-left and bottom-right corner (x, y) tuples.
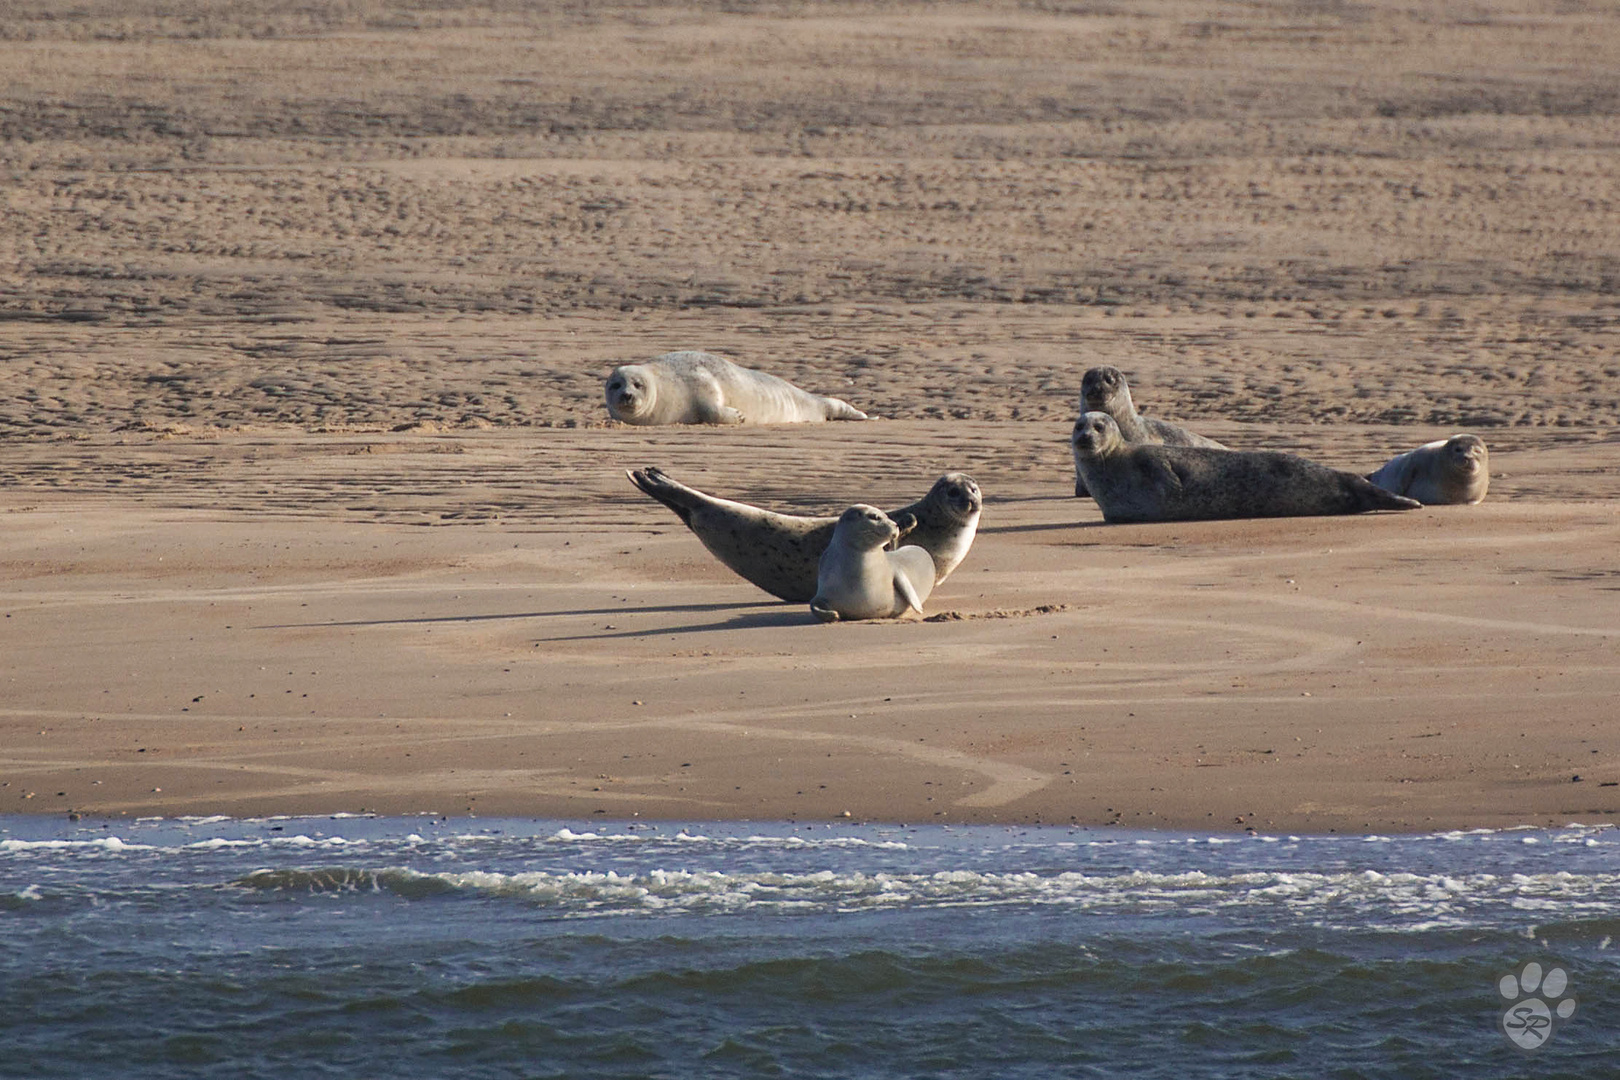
(1366, 434), (1489, 505)
(1073, 365), (1226, 496)
(810, 506), (936, 622)
(1071, 413), (1421, 523)
(605, 350), (868, 425)
(627, 468), (980, 602)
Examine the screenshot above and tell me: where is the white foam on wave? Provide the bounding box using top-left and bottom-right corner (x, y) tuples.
(0, 836), (152, 853)
(549, 828), (642, 843)
(1, 833), (364, 858)
(184, 838), (263, 851)
(3, 820), (1610, 872)
(539, 827), (910, 851)
(352, 864), (1620, 925)
(277, 834), (362, 848)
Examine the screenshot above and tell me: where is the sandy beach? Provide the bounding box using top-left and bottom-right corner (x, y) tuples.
(3, 0), (1618, 832)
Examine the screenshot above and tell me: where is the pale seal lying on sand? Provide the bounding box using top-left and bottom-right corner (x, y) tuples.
(1071, 413), (1421, 523)
(605, 350), (867, 425)
(810, 506), (936, 622)
(1366, 434), (1489, 505)
(1074, 365), (1226, 496)
(627, 468), (981, 602)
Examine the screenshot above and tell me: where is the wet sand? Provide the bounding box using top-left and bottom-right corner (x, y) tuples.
(3, 1), (1618, 830)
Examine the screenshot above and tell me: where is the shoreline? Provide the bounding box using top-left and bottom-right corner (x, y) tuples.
(7, 812), (1615, 843)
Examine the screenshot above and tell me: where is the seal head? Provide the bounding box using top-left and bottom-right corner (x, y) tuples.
(1080, 365), (1132, 418)
(605, 365), (657, 423)
(892, 472), (981, 582)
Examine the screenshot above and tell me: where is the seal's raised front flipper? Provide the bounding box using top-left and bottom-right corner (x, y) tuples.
(887, 511), (919, 550)
(1147, 455), (1187, 501)
(889, 546), (937, 616)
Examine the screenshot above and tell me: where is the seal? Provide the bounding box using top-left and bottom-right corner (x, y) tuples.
(1070, 413), (1422, 523)
(810, 505), (936, 622)
(627, 468), (981, 602)
(1366, 434), (1489, 505)
(1074, 365), (1226, 496)
(605, 350), (867, 425)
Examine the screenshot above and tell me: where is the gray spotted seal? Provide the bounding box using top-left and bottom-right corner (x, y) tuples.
(627, 468), (980, 602)
(605, 350), (867, 425)
(1071, 413), (1421, 523)
(810, 506), (936, 622)
(1074, 365), (1226, 496)
(1365, 435), (1489, 505)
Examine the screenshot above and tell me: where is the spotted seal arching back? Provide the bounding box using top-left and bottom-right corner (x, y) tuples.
(627, 468), (980, 602)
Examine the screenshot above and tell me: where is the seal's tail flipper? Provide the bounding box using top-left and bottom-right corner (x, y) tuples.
(626, 467), (700, 526)
(824, 397), (869, 421)
(1350, 476), (1422, 512)
(809, 598), (841, 623)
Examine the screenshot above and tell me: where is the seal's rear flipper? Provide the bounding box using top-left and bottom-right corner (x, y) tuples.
(1351, 477), (1422, 512)
(824, 397), (868, 421)
(626, 467), (697, 526)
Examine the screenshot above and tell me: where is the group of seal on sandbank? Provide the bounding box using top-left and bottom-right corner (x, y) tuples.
(1069, 365), (1490, 522)
(610, 349), (1489, 619)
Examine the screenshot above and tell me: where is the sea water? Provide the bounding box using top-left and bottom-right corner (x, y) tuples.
(1, 816), (1615, 1078)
